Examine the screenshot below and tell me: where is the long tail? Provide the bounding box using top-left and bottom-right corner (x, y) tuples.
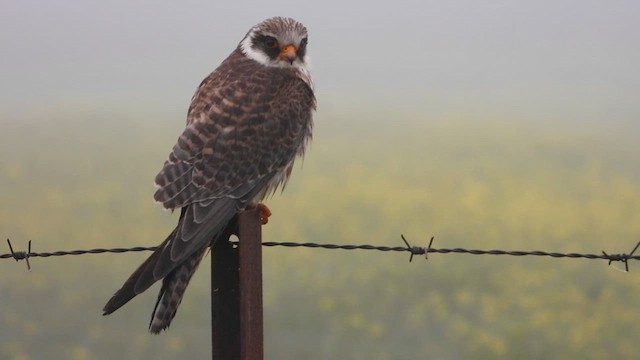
(103, 201), (239, 333)
(102, 228), (207, 333)
(102, 229), (178, 317)
(102, 208), (189, 317)
(148, 246), (206, 333)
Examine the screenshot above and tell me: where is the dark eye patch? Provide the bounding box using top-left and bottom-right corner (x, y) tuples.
(296, 37), (308, 59)
(253, 34), (281, 59)
(263, 36), (279, 48)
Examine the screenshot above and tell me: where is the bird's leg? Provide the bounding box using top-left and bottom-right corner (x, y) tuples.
(247, 203), (272, 225)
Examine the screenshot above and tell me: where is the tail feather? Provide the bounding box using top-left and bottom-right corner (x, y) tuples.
(148, 246), (207, 333)
(102, 207), (193, 315)
(102, 200), (239, 332)
(102, 227), (177, 315)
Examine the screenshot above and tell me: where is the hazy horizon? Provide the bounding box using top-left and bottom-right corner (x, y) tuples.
(2, 0), (639, 125)
(2, 2), (640, 359)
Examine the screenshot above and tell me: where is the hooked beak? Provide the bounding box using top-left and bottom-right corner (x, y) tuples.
(278, 44), (298, 64)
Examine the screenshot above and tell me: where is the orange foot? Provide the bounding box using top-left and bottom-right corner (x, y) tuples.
(248, 203), (272, 225)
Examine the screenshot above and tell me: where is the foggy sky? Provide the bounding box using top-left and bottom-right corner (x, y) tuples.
(1, 0), (639, 124)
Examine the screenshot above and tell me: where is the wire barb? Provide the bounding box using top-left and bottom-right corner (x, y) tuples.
(602, 240), (640, 272)
(425, 236), (434, 260)
(6, 239), (32, 270)
(400, 234), (434, 262)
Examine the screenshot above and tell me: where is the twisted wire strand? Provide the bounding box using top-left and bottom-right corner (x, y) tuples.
(3, 237), (639, 268)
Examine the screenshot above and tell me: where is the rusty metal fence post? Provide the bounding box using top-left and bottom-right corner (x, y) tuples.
(211, 209), (263, 359)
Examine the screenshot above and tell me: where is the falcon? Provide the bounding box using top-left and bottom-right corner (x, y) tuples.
(102, 16), (315, 333)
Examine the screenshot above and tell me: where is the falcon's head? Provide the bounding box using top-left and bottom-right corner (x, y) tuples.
(239, 17), (309, 69)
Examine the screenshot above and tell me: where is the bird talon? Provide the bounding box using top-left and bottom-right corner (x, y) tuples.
(256, 203), (272, 225)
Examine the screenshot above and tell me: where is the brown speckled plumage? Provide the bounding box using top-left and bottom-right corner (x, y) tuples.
(103, 17), (315, 333)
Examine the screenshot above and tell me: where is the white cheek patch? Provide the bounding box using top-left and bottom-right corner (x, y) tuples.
(239, 32), (272, 66)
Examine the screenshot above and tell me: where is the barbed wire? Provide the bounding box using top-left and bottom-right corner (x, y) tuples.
(3, 236), (640, 272)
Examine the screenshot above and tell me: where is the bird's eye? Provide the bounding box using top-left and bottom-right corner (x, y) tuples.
(301, 37), (308, 46)
(264, 36), (278, 48)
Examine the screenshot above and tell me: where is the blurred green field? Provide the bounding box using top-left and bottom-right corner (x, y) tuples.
(1, 106), (639, 359)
